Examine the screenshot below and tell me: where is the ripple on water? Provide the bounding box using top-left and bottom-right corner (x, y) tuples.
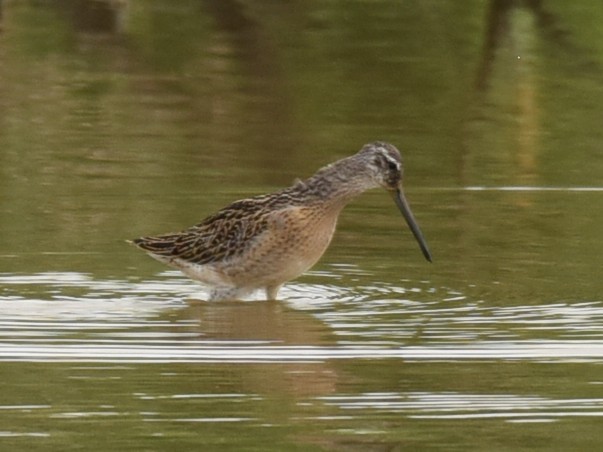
(317, 392), (603, 423)
(0, 272), (602, 364)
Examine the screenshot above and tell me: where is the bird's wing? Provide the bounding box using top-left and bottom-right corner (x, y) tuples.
(132, 196), (282, 265)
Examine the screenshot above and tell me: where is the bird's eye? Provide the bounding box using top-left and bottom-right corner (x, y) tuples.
(387, 160), (398, 171)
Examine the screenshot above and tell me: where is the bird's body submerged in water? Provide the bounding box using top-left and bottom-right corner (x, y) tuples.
(131, 142), (432, 301)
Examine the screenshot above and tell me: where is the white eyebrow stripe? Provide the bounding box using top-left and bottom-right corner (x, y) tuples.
(378, 148), (401, 170)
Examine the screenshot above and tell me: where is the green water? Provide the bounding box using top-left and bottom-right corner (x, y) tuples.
(1, 1), (603, 450)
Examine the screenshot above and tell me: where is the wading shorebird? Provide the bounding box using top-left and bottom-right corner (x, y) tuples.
(131, 142), (432, 301)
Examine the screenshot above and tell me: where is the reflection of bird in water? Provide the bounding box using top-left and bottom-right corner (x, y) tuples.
(131, 142), (432, 301)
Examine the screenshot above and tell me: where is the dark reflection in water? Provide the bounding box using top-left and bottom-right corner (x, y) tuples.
(185, 300), (334, 344)
(61, 0), (128, 34)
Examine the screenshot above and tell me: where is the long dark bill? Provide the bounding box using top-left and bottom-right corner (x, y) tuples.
(392, 188), (432, 262)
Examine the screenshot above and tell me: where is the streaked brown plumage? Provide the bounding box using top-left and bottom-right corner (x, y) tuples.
(131, 142), (432, 300)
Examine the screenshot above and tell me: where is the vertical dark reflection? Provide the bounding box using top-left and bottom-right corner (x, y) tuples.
(475, 0), (596, 91)
(57, 0), (128, 34)
(202, 0), (300, 176)
(475, 0), (513, 91)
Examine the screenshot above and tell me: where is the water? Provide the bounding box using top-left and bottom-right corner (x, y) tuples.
(1, 1), (603, 450)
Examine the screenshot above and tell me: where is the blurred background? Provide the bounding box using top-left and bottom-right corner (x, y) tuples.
(0, 1), (602, 450)
(1, 0), (602, 298)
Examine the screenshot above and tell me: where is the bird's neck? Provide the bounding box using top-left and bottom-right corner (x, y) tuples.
(293, 156), (376, 208)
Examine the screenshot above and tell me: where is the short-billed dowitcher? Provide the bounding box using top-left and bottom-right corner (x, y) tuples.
(131, 142), (431, 301)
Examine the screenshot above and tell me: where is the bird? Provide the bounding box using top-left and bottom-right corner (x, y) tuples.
(130, 142), (432, 301)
